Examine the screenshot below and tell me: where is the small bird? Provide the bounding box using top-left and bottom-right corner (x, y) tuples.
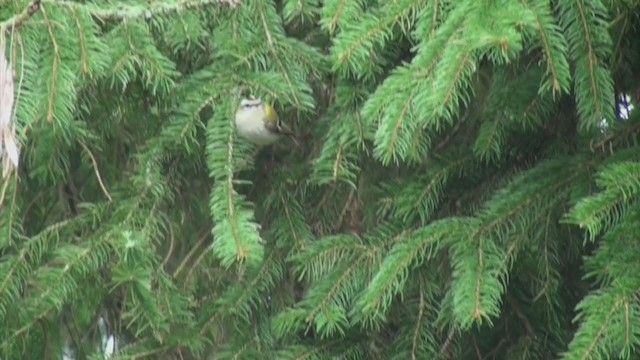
(234, 98), (296, 146)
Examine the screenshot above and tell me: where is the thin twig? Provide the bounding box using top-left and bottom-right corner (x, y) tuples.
(41, 320), (50, 360)
(438, 327), (457, 359)
(334, 188), (355, 231)
(161, 218), (176, 269)
(411, 282), (426, 360)
(481, 338), (508, 360)
(79, 141), (112, 202)
(472, 336), (482, 359)
(506, 294), (536, 339)
(185, 243), (211, 285)
(435, 112), (468, 151)
(173, 231), (209, 278)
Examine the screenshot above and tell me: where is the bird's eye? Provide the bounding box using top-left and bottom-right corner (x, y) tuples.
(240, 101), (259, 109)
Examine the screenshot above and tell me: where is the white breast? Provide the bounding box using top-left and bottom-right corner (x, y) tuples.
(235, 106), (281, 146)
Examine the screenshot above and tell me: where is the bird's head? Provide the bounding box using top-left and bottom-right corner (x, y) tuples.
(239, 98), (262, 109)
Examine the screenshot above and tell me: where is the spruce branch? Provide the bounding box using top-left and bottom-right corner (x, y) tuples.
(411, 283), (426, 360)
(225, 125), (246, 259)
(450, 159), (589, 329)
(474, 118), (504, 163)
(42, 0), (240, 22)
(4, 241), (110, 346)
(558, 0), (615, 130)
(301, 253), (368, 335)
(273, 191), (311, 251)
(0, 0), (41, 31)
(207, 252), (281, 325)
(0, 0), (638, 358)
(564, 161), (640, 239)
(206, 96), (264, 268)
(562, 286), (637, 360)
(531, 211), (559, 303)
(519, 0), (571, 96)
(320, 0), (363, 34)
(573, 0), (607, 115)
(354, 222), (451, 317)
(40, 5), (59, 123)
(363, 6), (467, 164)
(257, 2), (300, 107)
(68, 5), (90, 76)
(331, 0), (422, 78)
(0, 217), (75, 321)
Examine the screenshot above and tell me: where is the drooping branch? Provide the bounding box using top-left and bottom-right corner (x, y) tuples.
(0, 0), (42, 32)
(1, 0), (242, 32)
(41, 0), (240, 22)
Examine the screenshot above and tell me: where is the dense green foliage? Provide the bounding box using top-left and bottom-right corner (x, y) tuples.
(1, 0), (640, 359)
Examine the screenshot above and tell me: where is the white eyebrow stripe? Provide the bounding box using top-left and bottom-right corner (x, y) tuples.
(240, 99), (263, 108)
